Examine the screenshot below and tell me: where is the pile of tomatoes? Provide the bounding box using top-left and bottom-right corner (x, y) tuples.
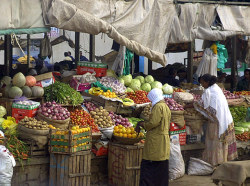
(127, 90), (150, 104)
(70, 109), (99, 133)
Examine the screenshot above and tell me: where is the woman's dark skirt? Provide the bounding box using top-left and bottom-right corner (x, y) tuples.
(139, 159), (169, 186)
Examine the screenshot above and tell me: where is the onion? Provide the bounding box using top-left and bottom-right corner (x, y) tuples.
(52, 116), (57, 120)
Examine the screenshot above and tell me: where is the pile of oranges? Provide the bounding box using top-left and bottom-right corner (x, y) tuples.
(113, 125), (144, 138)
(100, 90), (117, 98)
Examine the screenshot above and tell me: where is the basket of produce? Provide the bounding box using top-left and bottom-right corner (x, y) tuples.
(37, 101), (71, 129)
(113, 125), (144, 145)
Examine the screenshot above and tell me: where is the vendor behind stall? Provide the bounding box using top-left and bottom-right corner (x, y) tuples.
(164, 68), (180, 87)
(194, 74), (238, 167)
(237, 69), (250, 91)
(136, 88), (171, 186)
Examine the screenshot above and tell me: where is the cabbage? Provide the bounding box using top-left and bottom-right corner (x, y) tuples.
(118, 77), (125, 84)
(129, 79), (141, 91)
(121, 74), (132, 86)
(141, 83), (151, 92)
(151, 81), (162, 90)
(0, 106), (6, 118)
(145, 75), (154, 84)
(135, 76), (145, 84)
(237, 122), (250, 130)
(162, 83), (173, 94)
(126, 87), (134, 93)
(0, 118), (5, 124)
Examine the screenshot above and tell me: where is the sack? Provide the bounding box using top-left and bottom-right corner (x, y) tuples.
(99, 126), (114, 140)
(169, 141), (185, 180)
(174, 92), (194, 104)
(185, 119), (205, 134)
(80, 72), (97, 84)
(188, 157), (214, 176)
(171, 110), (185, 128)
(37, 113), (70, 129)
(0, 145), (15, 184)
(17, 125), (49, 149)
(40, 34), (52, 58)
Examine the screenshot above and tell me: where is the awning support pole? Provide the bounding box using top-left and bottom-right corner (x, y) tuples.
(231, 35), (237, 90)
(187, 41), (194, 83)
(75, 32), (80, 66)
(90, 35), (95, 61)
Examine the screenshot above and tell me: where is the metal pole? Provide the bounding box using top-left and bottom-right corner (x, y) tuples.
(27, 34), (30, 69)
(89, 34), (95, 61)
(176, 0), (250, 6)
(231, 35), (237, 90)
(75, 32), (80, 66)
(187, 41), (194, 83)
(4, 35), (12, 76)
(148, 59), (152, 75)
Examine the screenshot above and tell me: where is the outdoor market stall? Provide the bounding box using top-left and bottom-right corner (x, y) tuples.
(0, 66), (249, 186)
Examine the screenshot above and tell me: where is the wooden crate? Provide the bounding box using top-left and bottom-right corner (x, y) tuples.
(26, 140), (49, 157)
(108, 142), (144, 186)
(49, 150), (91, 186)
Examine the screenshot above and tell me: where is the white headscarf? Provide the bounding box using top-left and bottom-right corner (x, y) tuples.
(147, 88), (164, 106)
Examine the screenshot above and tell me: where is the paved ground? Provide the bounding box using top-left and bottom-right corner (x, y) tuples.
(170, 174), (217, 186)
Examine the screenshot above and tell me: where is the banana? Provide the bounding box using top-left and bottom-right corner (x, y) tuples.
(122, 98), (134, 106)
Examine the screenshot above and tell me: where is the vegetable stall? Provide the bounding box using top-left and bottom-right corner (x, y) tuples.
(0, 67), (249, 186)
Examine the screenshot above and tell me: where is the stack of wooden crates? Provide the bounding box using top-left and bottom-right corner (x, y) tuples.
(49, 128), (92, 186)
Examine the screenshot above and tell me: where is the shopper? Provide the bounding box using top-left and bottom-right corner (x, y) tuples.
(136, 88), (171, 186)
(237, 69), (250, 91)
(164, 68), (180, 87)
(64, 52), (72, 61)
(194, 74), (237, 166)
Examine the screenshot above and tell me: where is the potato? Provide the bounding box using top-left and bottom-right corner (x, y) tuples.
(90, 111), (96, 115)
(100, 106), (104, 110)
(33, 127), (37, 129)
(95, 108), (99, 112)
(25, 125), (29, 128)
(100, 125), (103, 128)
(98, 118), (103, 122)
(94, 115), (99, 119)
(97, 112), (102, 116)
(98, 121), (102, 125)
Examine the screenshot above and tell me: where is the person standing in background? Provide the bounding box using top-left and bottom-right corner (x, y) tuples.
(68, 51), (75, 62)
(237, 69), (250, 91)
(136, 88), (171, 186)
(80, 51), (89, 61)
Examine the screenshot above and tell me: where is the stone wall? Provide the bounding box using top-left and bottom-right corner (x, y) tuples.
(12, 157), (49, 186)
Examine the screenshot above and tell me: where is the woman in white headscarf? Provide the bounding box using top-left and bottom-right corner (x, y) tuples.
(194, 74), (238, 166)
(136, 88), (171, 186)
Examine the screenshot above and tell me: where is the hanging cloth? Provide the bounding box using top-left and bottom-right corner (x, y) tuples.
(40, 34), (52, 58)
(216, 42), (228, 69)
(195, 48), (218, 77)
(123, 49), (134, 75)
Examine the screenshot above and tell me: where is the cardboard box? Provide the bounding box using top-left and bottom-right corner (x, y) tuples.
(170, 122), (186, 145)
(34, 72), (55, 88)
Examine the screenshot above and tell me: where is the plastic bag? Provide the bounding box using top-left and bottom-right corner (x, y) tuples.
(169, 141), (185, 180)
(98, 126), (114, 139)
(80, 72), (97, 84)
(0, 145), (16, 185)
(188, 157), (214, 175)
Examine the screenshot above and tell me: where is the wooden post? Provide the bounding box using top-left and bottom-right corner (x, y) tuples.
(27, 34), (30, 69)
(4, 35), (12, 76)
(148, 59), (152, 75)
(75, 32), (80, 66)
(187, 41), (194, 83)
(89, 35), (95, 61)
(231, 35), (237, 90)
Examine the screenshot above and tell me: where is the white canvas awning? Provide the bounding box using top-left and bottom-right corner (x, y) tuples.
(0, 0), (49, 35)
(42, 0), (176, 66)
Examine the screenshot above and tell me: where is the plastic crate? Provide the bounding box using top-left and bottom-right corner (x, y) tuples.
(77, 61), (107, 77)
(186, 134), (201, 144)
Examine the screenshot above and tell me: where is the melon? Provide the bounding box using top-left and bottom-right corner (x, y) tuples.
(25, 76), (36, 87)
(22, 86), (32, 98)
(31, 86), (44, 97)
(4, 84), (12, 97)
(9, 86), (23, 99)
(1, 76), (12, 86)
(13, 72), (26, 87)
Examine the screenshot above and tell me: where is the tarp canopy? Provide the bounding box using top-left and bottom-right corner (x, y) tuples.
(169, 3), (237, 44)
(0, 0), (49, 35)
(42, 0), (176, 67)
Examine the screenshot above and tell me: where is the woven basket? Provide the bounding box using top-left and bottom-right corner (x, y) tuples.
(112, 135), (143, 145)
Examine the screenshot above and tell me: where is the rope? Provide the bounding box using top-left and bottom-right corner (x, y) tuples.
(11, 33), (26, 56)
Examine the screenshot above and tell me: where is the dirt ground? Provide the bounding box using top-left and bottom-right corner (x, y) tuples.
(170, 174), (217, 186)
